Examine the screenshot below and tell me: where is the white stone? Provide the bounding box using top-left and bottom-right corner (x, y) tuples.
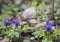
(28, 19), (37, 23)
(22, 6), (37, 19)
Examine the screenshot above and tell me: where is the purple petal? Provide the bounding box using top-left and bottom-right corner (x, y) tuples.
(12, 19), (18, 24)
(46, 20), (49, 25)
(12, 19), (19, 27)
(15, 23), (19, 27)
(5, 21), (11, 26)
(46, 27), (52, 32)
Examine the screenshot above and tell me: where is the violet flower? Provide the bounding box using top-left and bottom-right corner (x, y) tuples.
(45, 20), (54, 32)
(12, 19), (19, 27)
(46, 27), (52, 32)
(46, 20), (54, 26)
(5, 20), (11, 26)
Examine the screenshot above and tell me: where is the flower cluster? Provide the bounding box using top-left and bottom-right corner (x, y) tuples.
(46, 20), (54, 32)
(5, 18), (19, 27)
(12, 19), (19, 27)
(5, 20), (11, 26)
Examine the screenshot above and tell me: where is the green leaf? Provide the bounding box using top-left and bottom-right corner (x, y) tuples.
(31, 37), (35, 40)
(23, 39), (30, 42)
(14, 32), (19, 37)
(32, 1), (37, 7)
(53, 30), (60, 36)
(42, 38), (52, 42)
(0, 14), (4, 21)
(22, 25), (29, 32)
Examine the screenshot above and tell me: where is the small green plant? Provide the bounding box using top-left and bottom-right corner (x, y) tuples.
(4, 24), (29, 42)
(4, 26), (21, 42)
(22, 24), (29, 32)
(23, 39), (30, 42)
(31, 27), (60, 42)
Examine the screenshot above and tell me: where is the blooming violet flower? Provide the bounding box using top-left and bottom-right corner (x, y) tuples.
(5, 20), (11, 26)
(15, 23), (19, 27)
(46, 20), (54, 32)
(46, 27), (52, 32)
(12, 19), (19, 27)
(46, 20), (50, 25)
(12, 19), (18, 24)
(46, 20), (54, 26)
